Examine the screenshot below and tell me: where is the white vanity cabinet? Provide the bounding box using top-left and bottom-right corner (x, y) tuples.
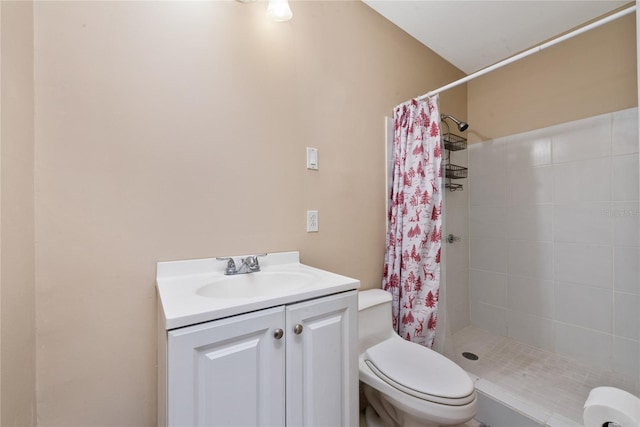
(164, 290), (358, 427)
(167, 306), (285, 426)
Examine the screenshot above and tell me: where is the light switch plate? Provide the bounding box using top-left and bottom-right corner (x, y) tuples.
(306, 147), (319, 170)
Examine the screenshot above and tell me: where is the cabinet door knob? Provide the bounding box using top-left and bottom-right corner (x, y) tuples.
(273, 328), (284, 340)
(293, 324), (303, 335)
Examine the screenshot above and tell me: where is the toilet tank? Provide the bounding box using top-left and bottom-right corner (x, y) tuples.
(358, 289), (395, 354)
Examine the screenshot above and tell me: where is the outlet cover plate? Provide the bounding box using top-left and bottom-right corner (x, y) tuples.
(306, 210), (318, 232)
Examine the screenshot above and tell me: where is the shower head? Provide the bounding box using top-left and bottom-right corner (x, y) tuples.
(441, 114), (469, 132)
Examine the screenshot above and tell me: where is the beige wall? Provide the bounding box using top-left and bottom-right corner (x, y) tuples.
(1, 3), (3, 420)
(1, 2), (3, 421)
(33, 1), (465, 424)
(0, 1), (36, 425)
(468, 13), (637, 142)
(10, 2), (637, 424)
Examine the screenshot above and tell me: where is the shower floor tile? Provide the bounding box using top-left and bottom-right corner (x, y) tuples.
(452, 326), (640, 424)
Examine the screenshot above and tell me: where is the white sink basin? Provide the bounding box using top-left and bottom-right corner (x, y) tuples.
(196, 271), (313, 299)
(156, 251), (360, 330)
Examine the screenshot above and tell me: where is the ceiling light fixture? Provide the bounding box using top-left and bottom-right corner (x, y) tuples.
(266, 0), (293, 22)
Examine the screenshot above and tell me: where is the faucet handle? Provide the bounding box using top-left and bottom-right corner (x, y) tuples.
(245, 253), (267, 272)
(216, 257), (237, 275)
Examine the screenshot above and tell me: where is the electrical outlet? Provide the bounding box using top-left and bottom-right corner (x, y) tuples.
(307, 210), (318, 232)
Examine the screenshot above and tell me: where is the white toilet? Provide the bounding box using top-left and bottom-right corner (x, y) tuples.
(358, 289), (478, 427)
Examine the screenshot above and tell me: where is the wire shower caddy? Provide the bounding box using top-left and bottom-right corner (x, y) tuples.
(441, 120), (468, 191)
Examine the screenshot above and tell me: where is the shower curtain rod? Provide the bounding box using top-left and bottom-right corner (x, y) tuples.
(413, 4), (636, 102)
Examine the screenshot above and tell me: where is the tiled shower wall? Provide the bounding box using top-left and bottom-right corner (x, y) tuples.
(444, 147), (470, 335)
(468, 108), (639, 379)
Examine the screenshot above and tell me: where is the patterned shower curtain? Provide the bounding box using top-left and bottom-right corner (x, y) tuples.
(382, 96), (443, 348)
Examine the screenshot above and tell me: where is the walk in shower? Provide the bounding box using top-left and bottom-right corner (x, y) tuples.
(443, 107), (640, 425)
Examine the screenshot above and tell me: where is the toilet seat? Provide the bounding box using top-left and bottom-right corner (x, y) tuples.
(363, 335), (475, 406)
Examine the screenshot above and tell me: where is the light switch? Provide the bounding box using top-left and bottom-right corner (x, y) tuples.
(306, 147), (319, 170)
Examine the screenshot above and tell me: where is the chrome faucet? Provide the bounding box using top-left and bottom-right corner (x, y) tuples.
(216, 253), (267, 275)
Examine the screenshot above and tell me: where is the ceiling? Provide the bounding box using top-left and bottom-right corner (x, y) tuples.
(362, 0), (631, 74)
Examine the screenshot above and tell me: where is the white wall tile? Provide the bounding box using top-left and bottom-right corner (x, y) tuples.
(507, 204), (552, 242)
(446, 204), (469, 237)
(446, 236), (469, 268)
(470, 205), (506, 239)
(554, 322), (613, 370)
(507, 310), (554, 351)
(470, 238), (507, 273)
(612, 201), (639, 247)
(443, 201), (469, 271)
(471, 301), (507, 336)
(553, 202), (612, 244)
(446, 268), (470, 335)
(555, 282), (613, 333)
(449, 299), (471, 335)
(449, 149), (469, 168)
(614, 292), (640, 341)
(444, 185), (468, 208)
(551, 114), (611, 164)
(553, 157), (611, 203)
(469, 172), (507, 207)
(614, 246), (640, 295)
(470, 269), (507, 308)
(612, 108), (639, 156)
(508, 240), (553, 280)
(506, 131), (552, 169)
(507, 166), (553, 205)
(466, 110), (638, 363)
(447, 267), (469, 304)
(613, 336), (639, 378)
(508, 275), (554, 318)
(613, 154), (639, 201)
(554, 243), (613, 289)
(469, 138), (506, 178)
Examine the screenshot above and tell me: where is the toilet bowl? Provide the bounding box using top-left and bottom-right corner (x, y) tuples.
(358, 289), (478, 427)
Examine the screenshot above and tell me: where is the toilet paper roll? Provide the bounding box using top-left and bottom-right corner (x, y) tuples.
(583, 386), (640, 427)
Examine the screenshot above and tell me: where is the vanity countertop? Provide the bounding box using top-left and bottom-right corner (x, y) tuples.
(156, 251), (360, 330)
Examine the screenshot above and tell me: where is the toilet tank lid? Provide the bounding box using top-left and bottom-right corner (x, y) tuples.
(358, 289), (392, 311)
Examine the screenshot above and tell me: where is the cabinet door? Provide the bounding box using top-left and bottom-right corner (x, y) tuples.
(167, 307), (285, 427)
(285, 290), (358, 427)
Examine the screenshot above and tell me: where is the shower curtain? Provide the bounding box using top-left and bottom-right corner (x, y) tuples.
(382, 96), (442, 348)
